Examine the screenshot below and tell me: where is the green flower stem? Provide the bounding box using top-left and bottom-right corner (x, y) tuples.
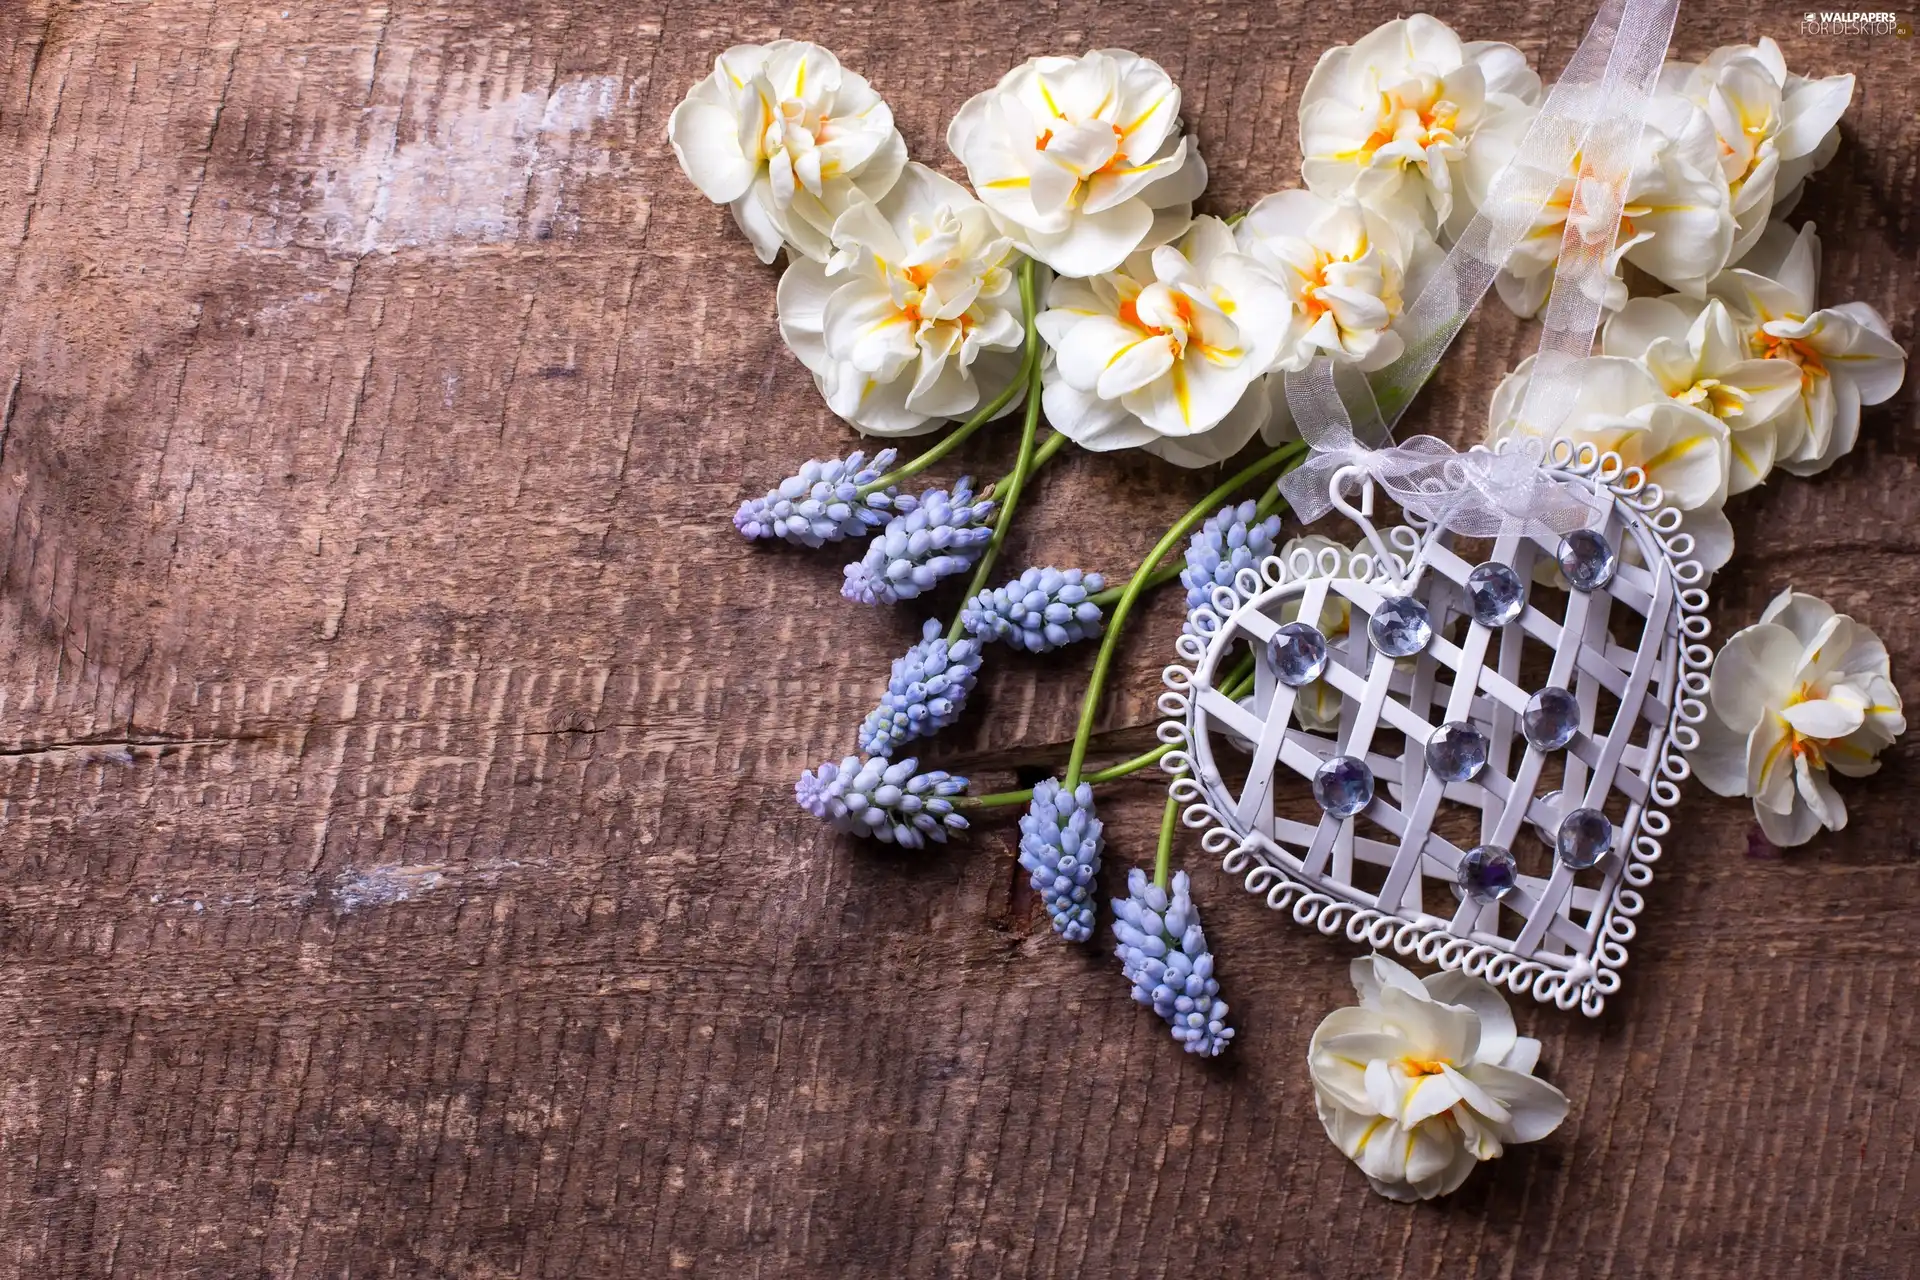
(955, 655), (1257, 812)
(1086, 562), (1180, 610)
(856, 257), (1040, 500)
(947, 353), (1050, 644)
(1062, 442), (1307, 791)
(1153, 787), (1181, 891)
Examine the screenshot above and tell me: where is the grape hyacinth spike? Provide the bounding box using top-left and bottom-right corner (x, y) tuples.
(857, 619), (983, 757)
(842, 477), (997, 605)
(1112, 869), (1234, 1056)
(1017, 779), (1105, 942)
(961, 566), (1107, 653)
(1181, 499), (1281, 636)
(795, 755), (969, 849)
(734, 449), (915, 548)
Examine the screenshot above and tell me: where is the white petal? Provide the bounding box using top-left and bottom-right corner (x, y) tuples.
(774, 258), (836, 373)
(1688, 706), (1755, 796)
(1463, 1063), (1570, 1143)
(1710, 621), (1801, 734)
(1756, 788), (1824, 847)
(1023, 200), (1155, 277)
(1422, 971), (1518, 1069)
(669, 98), (757, 204)
(1781, 697), (1865, 741)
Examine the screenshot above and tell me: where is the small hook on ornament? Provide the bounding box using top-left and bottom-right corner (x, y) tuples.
(1327, 464), (1417, 591)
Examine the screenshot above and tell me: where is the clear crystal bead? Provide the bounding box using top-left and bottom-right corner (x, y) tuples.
(1267, 621), (1329, 687)
(1555, 807), (1614, 869)
(1313, 755), (1375, 818)
(1456, 845), (1518, 904)
(1465, 561), (1526, 628)
(1426, 721), (1490, 783)
(1367, 595), (1432, 658)
(1522, 686), (1581, 751)
(1556, 529), (1618, 592)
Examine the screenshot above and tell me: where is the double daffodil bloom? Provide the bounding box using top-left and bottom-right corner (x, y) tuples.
(777, 164), (1025, 437)
(947, 50), (1207, 278)
(1297, 13), (1540, 231)
(1659, 37), (1854, 265)
(669, 41), (907, 264)
(1603, 297), (1802, 492)
(1708, 221), (1907, 479)
(1038, 217), (1294, 467)
(1690, 588), (1905, 846)
(1310, 954), (1570, 1202)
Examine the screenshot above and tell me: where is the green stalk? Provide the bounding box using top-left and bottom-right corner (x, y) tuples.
(1153, 788), (1181, 890)
(943, 262), (1052, 643)
(1062, 442), (1306, 790)
(856, 257), (1040, 499)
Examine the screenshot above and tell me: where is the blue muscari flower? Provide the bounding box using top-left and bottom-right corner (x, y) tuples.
(842, 477), (996, 604)
(796, 754), (968, 849)
(858, 619), (983, 757)
(1112, 869), (1234, 1056)
(961, 566), (1106, 653)
(734, 449), (916, 548)
(1180, 498), (1281, 635)
(1017, 779), (1104, 942)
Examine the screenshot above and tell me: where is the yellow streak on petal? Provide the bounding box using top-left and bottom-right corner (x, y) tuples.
(1640, 432), (1712, 475)
(1172, 358), (1192, 425)
(983, 176), (1032, 189)
(1120, 94), (1169, 136)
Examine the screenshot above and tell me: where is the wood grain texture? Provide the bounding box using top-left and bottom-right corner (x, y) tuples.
(0, 1), (1914, 1276)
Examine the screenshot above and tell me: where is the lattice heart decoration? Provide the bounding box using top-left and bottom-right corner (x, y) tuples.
(1159, 442), (1714, 1015)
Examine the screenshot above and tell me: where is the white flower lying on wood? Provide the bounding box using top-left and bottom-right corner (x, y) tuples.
(1235, 189), (1437, 373)
(777, 163), (1026, 437)
(1660, 38), (1854, 265)
(947, 50), (1207, 278)
(1037, 216), (1293, 467)
(1472, 92), (1733, 316)
(669, 41), (908, 264)
(1310, 954), (1570, 1202)
(1707, 221), (1907, 479)
(1601, 296), (1803, 494)
(1297, 13), (1541, 232)
(1487, 355), (1735, 572)
(1690, 588), (1906, 847)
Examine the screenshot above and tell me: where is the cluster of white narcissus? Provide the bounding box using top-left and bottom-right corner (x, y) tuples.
(1485, 39), (1904, 575)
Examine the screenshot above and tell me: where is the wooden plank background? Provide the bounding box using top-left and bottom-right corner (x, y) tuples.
(0, 1), (1914, 1275)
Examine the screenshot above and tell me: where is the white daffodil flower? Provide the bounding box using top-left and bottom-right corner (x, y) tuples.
(1708, 221), (1907, 478)
(1488, 355), (1734, 572)
(1471, 94), (1733, 317)
(1298, 14), (1540, 231)
(777, 164), (1026, 437)
(947, 50), (1207, 279)
(1037, 216), (1294, 467)
(1690, 588), (1905, 847)
(1602, 297), (1802, 493)
(669, 41), (908, 264)
(1660, 38), (1853, 264)
(1236, 189), (1438, 372)
(1310, 954), (1570, 1202)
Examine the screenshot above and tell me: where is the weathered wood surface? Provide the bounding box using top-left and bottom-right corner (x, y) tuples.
(0, 1), (1914, 1276)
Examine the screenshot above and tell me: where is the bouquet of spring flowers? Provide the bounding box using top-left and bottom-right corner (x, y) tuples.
(669, 6), (1906, 1182)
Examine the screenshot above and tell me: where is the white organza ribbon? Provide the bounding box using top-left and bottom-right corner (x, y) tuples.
(1280, 0), (1681, 537)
